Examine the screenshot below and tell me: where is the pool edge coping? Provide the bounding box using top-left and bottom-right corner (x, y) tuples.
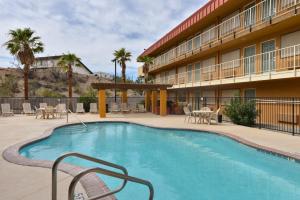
(2, 123), (115, 200)
(2, 120), (300, 199)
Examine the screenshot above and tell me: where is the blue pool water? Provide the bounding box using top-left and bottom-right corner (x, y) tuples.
(20, 122), (300, 200)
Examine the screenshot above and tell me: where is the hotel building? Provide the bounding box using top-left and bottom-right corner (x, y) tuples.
(140, 0), (300, 108)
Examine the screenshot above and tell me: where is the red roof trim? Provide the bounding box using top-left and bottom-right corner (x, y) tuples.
(141, 0), (228, 56)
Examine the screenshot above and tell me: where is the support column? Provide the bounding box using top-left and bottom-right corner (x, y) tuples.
(145, 90), (151, 112)
(98, 89), (106, 118)
(121, 90), (127, 103)
(151, 90), (157, 114)
(160, 89), (167, 116)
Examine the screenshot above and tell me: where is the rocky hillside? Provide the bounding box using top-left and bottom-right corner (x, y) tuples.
(0, 67), (141, 97)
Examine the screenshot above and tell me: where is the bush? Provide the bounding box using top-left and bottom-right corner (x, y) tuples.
(224, 98), (258, 127)
(79, 87), (97, 112)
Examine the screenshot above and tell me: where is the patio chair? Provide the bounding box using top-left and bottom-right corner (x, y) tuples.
(22, 103), (35, 115)
(129, 104), (138, 113)
(89, 103), (98, 113)
(76, 103), (85, 114)
(56, 103), (67, 118)
(1, 103), (14, 116)
(39, 103), (47, 108)
(121, 103), (130, 113)
(45, 106), (55, 119)
(111, 103), (120, 113)
(210, 108), (221, 124)
(137, 104), (146, 113)
(183, 106), (194, 123)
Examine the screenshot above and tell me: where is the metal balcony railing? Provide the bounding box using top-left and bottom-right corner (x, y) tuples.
(154, 44), (300, 86)
(150, 0), (300, 71)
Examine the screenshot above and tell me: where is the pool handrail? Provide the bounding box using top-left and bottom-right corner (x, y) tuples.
(68, 167), (154, 200)
(52, 152), (128, 200)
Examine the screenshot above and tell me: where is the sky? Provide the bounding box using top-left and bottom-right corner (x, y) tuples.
(0, 0), (207, 79)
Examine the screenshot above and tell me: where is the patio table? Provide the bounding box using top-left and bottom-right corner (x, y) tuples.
(37, 107), (56, 119)
(192, 110), (214, 125)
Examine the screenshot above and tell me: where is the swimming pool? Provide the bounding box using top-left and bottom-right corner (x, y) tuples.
(20, 122), (300, 200)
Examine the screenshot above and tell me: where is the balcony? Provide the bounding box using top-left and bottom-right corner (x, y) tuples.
(155, 44), (300, 88)
(150, 0), (300, 72)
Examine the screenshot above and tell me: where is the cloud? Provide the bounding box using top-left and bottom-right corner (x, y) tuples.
(0, 0), (207, 78)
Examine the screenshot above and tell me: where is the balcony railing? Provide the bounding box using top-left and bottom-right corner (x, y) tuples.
(150, 0), (300, 71)
(155, 44), (300, 86)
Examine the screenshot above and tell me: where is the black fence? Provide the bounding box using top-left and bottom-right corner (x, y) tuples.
(1, 96), (300, 135)
(167, 96), (300, 136)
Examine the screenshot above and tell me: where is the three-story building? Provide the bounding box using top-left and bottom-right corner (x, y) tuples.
(140, 0), (300, 108)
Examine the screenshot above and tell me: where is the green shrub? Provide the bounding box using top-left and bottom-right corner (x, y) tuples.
(79, 87), (97, 112)
(224, 98), (258, 127)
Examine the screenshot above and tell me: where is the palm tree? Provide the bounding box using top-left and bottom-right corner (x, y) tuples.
(57, 53), (81, 98)
(137, 56), (154, 83)
(4, 28), (44, 100)
(113, 48), (132, 83)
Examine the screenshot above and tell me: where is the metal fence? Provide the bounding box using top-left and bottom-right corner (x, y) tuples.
(168, 96), (300, 135)
(1, 96), (300, 135)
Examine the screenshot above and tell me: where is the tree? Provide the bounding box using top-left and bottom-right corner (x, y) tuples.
(4, 28), (44, 99)
(57, 53), (81, 98)
(137, 56), (154, 83)
(113, 48), (132, 83)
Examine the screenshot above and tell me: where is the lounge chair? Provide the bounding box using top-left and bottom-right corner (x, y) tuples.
(76, 103), (85, 113)
(110, 103), (120, 113)
(121, 103), (130, 113)
(1, 103), (14, 116)
(22, 103), (35, 115)
(183, 106), (194, 123)
(129, 104), (138, 113)
(137, 104), (146, 113)
(56, 103), (67, 118)
(89, 103), (98, 113)
(39, 103), (47, 108)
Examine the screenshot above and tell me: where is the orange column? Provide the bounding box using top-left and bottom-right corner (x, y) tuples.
(98, 89), (106, 118)
(121, 90), (128, 103)
(145, 90), (151, 112)
(160, 89), (167, 116)
(151, 90), (157, 114)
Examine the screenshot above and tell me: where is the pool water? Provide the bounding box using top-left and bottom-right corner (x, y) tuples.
(20, 122), (300, 200)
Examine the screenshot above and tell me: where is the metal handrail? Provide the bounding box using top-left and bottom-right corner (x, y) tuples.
(67, 109), (87, 128)
(68, 167), (154, 200)
(52, 152), (128, 200)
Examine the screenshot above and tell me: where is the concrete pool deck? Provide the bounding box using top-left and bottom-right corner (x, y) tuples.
(1, 113), (300, 199)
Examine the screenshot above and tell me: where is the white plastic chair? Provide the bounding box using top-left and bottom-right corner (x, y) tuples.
(76, 103), (85, 113)
(1, 103), (14, 116)
(89, 103), (98, 113)
(22, 103), (35, 115)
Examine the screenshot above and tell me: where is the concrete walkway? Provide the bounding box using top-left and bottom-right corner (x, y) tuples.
(1, 113), (300, 200)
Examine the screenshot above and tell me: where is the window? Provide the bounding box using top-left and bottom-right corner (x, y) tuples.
(202, 57), (216, 73)
(193, 35), (201, 49)
(195, 63), (201, 82)
(244, 89), (256, 99)
(220, 11), (240, 36)
(262, 40), (276, 72)
(262, 0), (276, 20)
(187, 40), (193, 52)
(244, 46), (256, 74)
(221, 89), (240, 105)
(202, 90), (215, 106)
(221, 49), (241, 69)
(244, 3), (256, 27)
(281, 31), (300, 57)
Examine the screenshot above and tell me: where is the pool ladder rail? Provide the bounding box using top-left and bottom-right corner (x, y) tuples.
(66, 109), (87, 128)
(52, 152), (154, 200)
